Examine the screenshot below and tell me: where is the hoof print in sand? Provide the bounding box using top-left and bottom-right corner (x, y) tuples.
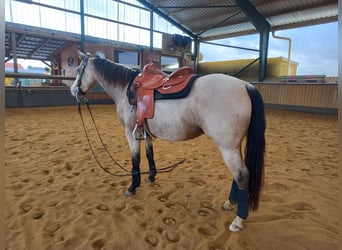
(32, 209), (44, 219)
(92, 238), (106, 250)
(145, 233), (159, 247)
(197, 208), (213, 217)
(162, 216), (176, 226)
(44, 223), (61, 236)
(96, 204), (109, 211)
(197, 224), (218, 236)
(165, 230), (180, 243)
(292, 202), (314, 211)
(19, 203), (32, 214)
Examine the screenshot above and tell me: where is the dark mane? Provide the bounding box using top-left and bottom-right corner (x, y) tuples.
(92, 57), (138, 85)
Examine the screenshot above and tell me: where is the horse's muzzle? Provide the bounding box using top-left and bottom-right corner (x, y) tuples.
(71, 86), (86, 103)
(71, 85), (85, 96)
(70, 84), (78, 97)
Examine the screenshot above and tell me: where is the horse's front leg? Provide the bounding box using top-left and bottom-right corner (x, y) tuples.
(144, 135), (157, 183)
(125, 130), (141, 196)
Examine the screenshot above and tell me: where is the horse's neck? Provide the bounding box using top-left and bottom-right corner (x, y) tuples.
(95, 73), (128, 105)
(97, 77), (133, 125)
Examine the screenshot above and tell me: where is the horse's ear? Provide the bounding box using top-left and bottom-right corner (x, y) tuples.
(95, 50), (106, 59)
(77, 50), (87, 60)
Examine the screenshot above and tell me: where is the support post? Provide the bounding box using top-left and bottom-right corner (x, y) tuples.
(193, 37), (200, 73)
(235, 0), (271, 81)
(259, 26), (270, 81)
(149, 8), (154, 53)
(80, 0), (85, 52)
(11, 32), (19, 86)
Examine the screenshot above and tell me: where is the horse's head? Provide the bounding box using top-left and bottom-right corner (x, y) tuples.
(70, 50), (97, 98)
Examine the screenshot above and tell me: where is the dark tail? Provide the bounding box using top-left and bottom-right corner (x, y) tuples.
(245, 84), (266, 211)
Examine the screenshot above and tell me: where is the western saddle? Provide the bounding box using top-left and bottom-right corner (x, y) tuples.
(128, 63), (195, 139)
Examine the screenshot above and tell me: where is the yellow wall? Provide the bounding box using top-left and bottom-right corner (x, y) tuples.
(198, 57), (298, 80)
(5, 78), (13, 86)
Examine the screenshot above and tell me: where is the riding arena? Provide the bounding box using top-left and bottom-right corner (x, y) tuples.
(4, 1), (338, 249)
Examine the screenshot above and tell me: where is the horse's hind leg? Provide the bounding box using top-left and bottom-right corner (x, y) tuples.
(221, 148), (249, 232)
(144, 135), (157, 183)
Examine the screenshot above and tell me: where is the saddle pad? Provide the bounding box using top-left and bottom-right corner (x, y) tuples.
(154, 74), (202, 100)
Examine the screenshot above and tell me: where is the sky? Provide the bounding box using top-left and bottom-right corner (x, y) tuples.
(200, 22), (338, 76)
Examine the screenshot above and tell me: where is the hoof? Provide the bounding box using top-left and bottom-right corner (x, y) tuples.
(229, 216), (244, 232)
(125, 190), (134, 196)
(146, 176), (155, 183)
(223, 200), (236, 211)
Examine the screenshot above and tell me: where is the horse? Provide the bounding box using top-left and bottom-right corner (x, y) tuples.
(70, 50), (266, 232)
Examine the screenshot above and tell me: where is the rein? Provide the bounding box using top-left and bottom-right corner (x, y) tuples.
(76, 97), (185, 177)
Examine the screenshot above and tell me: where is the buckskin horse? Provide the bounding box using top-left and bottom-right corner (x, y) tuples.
(70, 51), (266, 232)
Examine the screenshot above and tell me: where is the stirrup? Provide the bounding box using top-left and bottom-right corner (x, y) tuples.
(132, 124), (147, 140)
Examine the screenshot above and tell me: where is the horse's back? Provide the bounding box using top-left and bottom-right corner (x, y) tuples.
(148, 73), (252, 144)
(193, 74), (250, 107)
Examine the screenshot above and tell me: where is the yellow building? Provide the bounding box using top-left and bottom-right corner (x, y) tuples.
(198, 57), (299, 81)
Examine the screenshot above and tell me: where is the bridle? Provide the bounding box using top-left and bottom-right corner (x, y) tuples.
(75, 56), (133, 176)
(75, 57), (89, 101)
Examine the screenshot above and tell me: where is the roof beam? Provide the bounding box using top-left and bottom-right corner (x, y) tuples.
(196, 11), (242, 37)
(235, 0), (271, 81)
(234, 0), (270, 33)
(5, 22), (80, 42)
(202, 40), (259, 52)
(136, 0), (196, 39)
(155, 4), (238, 9)
(29, 38), (50, 58)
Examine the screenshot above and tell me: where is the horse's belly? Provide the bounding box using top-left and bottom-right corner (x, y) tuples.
(147, 99), (203, 141)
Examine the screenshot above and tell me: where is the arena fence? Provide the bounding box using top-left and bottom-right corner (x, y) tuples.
(5, 73), (338, 115)
(253, 82), (338, 115)
(5, 73), (113, 108)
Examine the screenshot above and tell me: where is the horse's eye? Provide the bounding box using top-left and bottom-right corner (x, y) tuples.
(76, 68), (81, 73)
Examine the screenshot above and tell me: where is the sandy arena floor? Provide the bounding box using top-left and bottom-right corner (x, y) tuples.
(5, 105), (338, 249)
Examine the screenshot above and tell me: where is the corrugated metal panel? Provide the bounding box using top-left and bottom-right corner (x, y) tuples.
(267, 4), (338, 26)
(201, 22), (255, 39)
(5, 32), (69, 60)
(145, 0), (338, 40)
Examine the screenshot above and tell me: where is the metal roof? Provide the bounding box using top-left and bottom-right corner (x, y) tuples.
(5, 23), (79, 61)
(5, 0), (338, 61)
(5, 33), (68, 61)
(142, 0), (338, 40)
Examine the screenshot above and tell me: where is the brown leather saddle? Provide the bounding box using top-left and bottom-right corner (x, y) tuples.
(128, 63), (195, 139)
